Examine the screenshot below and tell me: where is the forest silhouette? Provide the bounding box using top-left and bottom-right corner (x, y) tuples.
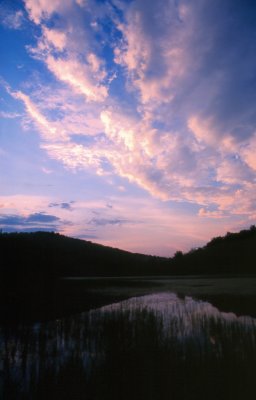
(1, 226), (256, 322)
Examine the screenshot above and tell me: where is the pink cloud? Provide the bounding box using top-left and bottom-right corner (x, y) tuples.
(24, 0), (69, 24)
(188, 115), (218, 147)
(100, 110), (136, 151)
(198, 208), (225, 219)
(216, 158), (254, 185)
(10, 83), (256, 223)
(12, 91), (68, 142)
(0, 9), (24, 29)
(45, 55), (108, 102)
(41, 142), (107, 173)
(113, 1), (191, 105)
(241, 135), (256, 171)
(6, 0), (256, 232)
(25, 1), (109, 105)
(42, 27), (67, 51)
(0, 195), (50, 214)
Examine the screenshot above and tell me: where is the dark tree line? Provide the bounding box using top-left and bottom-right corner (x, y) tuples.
(1, 227), (256, 322)
(168, 225), (256, 275)
(1, 226), (256, 284)
(0, 231), (166, 321)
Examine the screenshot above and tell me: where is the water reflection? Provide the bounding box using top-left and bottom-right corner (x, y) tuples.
(1, 293), (256, 399)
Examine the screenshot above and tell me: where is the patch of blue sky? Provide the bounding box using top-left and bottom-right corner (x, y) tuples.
(0, 27), (34, 85)
(0, 89), (22, 115)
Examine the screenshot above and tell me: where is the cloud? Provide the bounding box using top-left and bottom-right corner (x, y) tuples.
(0, 7), (24, 29)
(186, 2), (256, 145)
(76, 233), (98, 240)
(0, 193), (243, 256)
(45, 55), (108, 102)
(198, 208), (225, 219)
(0, 111), (22, 119)
(88, 217), (128, 226)
(41, 26), (67, 51)
(11, 90), (68, 142)
(26, 212), (60, 223)
(41, 142), (108, 174)
(113, 0), (188, 105)
(42, 167), (53, 174)
(49, 202), (74, 211)
(24, 0), (69, 24)
(0, 195), (50, 213)
(0, 212), (60, 231)
(188, 116), (217, 147)
(241, 135), (256, 171)
(26, 2), (109, 103)
(4, 0), (256, 232)
(9, 83), (105, 141)
(216, 157), (255, 185)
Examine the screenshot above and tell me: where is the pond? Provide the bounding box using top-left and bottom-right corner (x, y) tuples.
(1, 292), (256, 399)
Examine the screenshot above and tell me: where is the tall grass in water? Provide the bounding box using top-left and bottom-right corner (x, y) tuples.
(1, 293), (256, 399)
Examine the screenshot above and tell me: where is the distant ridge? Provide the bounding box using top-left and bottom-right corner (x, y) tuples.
(0, 231), (165, 321)
(1, 226), (256, 279)
(0, 230), (165, 278)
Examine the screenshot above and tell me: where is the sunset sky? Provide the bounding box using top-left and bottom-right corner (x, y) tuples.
(0, 0), (256, 256)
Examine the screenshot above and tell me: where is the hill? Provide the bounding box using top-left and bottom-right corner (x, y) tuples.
(1, 227), (256, 322)
(1, 226), (256, 284)
(0, 231), (166, 321)
(169, 225), (256, 275)
(0, 230), (165, 278)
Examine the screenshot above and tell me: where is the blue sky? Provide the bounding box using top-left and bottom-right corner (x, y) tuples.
(0, 0), (256, 256)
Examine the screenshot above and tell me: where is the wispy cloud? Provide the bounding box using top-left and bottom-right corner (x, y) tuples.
(0, 7), (25, 30)
(88, 217), (129, 226)
(24, 0), (69, 24)
(26, 1), (109, 103)
(0, 111), (22, 119)
(114, 0), (188, 105)
(0, 193), (243, 256)
(45, 55), (108, 102)
(10, 90), (68, 142)
(1, 0), (256, 253)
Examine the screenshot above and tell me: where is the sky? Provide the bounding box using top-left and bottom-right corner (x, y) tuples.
(0, 0), (256, 256)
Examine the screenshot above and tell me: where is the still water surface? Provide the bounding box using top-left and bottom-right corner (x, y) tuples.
(1, 292), (256, 399)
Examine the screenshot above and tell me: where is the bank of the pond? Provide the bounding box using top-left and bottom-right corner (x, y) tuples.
(1, 275), (256, 324)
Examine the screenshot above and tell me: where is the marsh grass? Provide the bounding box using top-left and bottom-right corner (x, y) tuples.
(1, 293), (256, 400)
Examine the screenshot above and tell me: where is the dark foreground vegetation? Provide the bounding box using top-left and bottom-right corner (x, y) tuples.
(1, 231), (256, 400)
(3, 294), (256, 400)
(0, 226), (256, 322)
